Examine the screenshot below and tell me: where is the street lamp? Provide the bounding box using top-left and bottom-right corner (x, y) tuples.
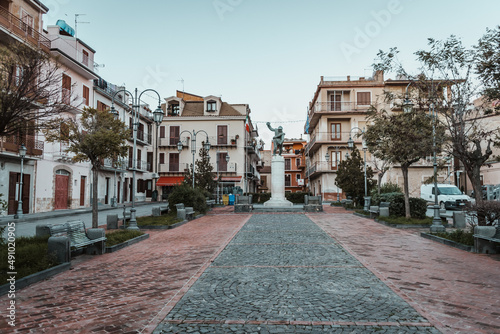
(402, 82), (414, 113)
(217, 152), (230, 204)
(429, 102), (445, 232)
(110, 88), (163, 230)
(152, 107), (164, 202)
(348, 127), (369, 210)
(178, 129), (211, 188)
(14, 144), (27, 219)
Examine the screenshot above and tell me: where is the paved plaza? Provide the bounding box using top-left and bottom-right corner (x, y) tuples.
(0, 206), (499, 333)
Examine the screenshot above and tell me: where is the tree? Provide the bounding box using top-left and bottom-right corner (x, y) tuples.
(44, 108), (129, 227)
(365, 110), (443, 218)
(476, 26), (500, 105)
(183, 144), (216, 196)
(335, 146), (375, 206)
(374, 34), (500, 205)
(0, 41), (74, 138)
(372, 157), (391, 195)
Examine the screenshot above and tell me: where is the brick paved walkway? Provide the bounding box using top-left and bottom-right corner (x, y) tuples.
(1, 206), (499, 333)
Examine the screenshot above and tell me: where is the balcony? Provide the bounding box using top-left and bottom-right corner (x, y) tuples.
(159, 137), (180, 147)
(0, 7), (50, 53)
(101, 158), (127, 171)
(128, 159), (150, 172)
(0, 135), (44, 156)
(129, 129), (152, 145)
(306, 162), (336, 179)
(305, 132), (360, 155)
(306, 101), (370, 133)
(159, 163), (189, 173)
(213, 135), (238, 148)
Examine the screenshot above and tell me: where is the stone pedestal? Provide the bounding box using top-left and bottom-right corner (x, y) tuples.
(264, 155), (293, 207)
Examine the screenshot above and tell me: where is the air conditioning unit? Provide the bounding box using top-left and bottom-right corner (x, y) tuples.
(228, 162), (237, 172)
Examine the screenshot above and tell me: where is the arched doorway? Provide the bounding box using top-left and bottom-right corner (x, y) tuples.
(55, 169), (70, 210)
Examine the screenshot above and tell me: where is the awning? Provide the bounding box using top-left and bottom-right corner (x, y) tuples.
(156, 176), (184, 186)
(218, 176), (242, 182)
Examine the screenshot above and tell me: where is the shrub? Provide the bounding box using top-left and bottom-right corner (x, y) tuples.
(285, 192), (312, 204)
(371, 182), (402, 199)
(432, 229), (474, 246)
(246, 192), (271, 204)
(374, 192), (427, 218)
(464, 200), (500, 226)
(168, 184), (208, 214)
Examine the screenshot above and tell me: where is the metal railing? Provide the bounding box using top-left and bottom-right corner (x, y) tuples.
(1, 135), (44, 156)
(311, 102), (371, 114)
(0, 7), (51, 52)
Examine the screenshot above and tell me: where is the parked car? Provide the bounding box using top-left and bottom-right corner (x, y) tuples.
(420, 184), (474, 210)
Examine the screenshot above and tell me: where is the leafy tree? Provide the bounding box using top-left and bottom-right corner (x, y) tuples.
(373, 34), (500, 205)
(475, 26), (500, 105)
(183, 144), (216, 196)
(372, 157), (391, 195)
(0, 41), (74, 137)
(365, 110), (443, 218)
(335, 146), (375, 206)
(44, 108), (129, 227)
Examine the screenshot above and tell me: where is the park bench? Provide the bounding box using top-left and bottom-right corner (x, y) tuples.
(368, 202), (390, 218)
(152, 204), (169, 217)
(175, 203), (194, 220)
(474, 226), (500, 254)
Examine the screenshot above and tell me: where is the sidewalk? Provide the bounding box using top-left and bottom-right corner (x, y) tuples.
(0, 201), (161, 224)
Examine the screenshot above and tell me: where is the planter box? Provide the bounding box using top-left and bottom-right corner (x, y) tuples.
(420, 232), (474, 252)
(105, 234), (149, 253)
(0, 262), (71, 296)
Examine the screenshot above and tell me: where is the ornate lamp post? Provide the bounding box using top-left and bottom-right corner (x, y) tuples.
(110, 88), (163, 230)
(347, 127), (369, 210)
(177, 130), (211, 188)
(152, 108), (164, 201)
(14, 144), (27, 219)
(429, 102), (445, 232)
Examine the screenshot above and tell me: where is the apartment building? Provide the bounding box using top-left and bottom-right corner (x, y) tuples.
(282, 139), (307, 193)
(305, 71), (448, 201)
(158, 91), (261, 201)
(0, 0), (49, 215)
(93, 79), (156, 206)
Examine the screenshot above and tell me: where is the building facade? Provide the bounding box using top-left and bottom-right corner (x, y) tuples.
(157, 91), (261, 201)
(282, 139), (307, 193)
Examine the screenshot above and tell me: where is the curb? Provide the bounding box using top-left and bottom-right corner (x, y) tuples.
(105, 234), (150, 253)
(0, 262), (71, 296)
(420, 232), (474, 252)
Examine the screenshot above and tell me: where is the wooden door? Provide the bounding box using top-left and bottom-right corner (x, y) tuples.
(55, 174), (69, 210)
(80, 176), (86, 206)
(8, 172), (29, 214)
(105, 177), (109, 204)
(117, 181), (121, 204)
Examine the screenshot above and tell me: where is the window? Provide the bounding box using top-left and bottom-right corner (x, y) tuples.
(207, 100), (216, 112)
(218, 152), (228, 171)
(261, 175), (267, 186)
(21, 11), (33, 36)
(357, 92), (371, 105)
(97, 101), (109, 112)
(331, 151), (342, 170)
(331, 123), (341, 140)
(62, 74), (71, 104)
(169, 153), (179, 172)
(285, 174), (291, 187)
(169, 126), (180, 145)
(159, 153), (165, 164)
(82, 86), (89, 106)
(296, 158), (301, 167)
(217, 125), (228, 145)
(82, 49), (89, 66)
(159, 126), (165, 139)
(296, 174), (301, 181)
(329, 92), (342, 111)
(168, 102), (180, 116)
(285, 158), (291, 170)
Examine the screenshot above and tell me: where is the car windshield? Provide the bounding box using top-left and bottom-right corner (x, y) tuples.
(438, 186), (462, 195)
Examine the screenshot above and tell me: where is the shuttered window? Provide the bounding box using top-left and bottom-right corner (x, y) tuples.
(357, 92), (371, 105)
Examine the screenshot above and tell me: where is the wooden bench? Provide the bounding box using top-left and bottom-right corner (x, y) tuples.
(474, 226), (500, 254)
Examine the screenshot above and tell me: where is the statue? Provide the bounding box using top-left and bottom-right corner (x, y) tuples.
(266, 122), (285, 155)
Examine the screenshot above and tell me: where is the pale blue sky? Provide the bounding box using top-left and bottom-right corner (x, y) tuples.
(42, 0), (500, 145)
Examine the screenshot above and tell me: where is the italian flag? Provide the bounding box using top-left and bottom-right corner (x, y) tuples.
(245, 114), (250, 132)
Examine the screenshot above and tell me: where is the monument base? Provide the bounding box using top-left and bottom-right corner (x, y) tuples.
(263, 155), (293, 207)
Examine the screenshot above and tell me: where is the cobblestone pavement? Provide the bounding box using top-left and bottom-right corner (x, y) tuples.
(154, 214), (439, 333)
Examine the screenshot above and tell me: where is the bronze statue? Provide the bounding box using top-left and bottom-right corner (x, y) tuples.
(266, 122), (285, 155)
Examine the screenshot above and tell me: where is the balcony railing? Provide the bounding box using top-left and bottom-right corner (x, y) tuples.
(0, 7), (51, 53)
(213, 135), (238, 147)
(128, 159), (150, 172)
(129, 129), (152, 145)
(311, 101), (371, 114)
(1, 135), (44, 156)
(159, 163), (189, 173)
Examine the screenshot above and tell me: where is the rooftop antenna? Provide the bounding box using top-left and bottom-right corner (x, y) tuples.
(75, 14), (89, 38)
(178, 78), (184, 97)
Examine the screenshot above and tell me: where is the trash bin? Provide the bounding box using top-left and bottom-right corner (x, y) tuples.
(228, 194), (235, 205)
(222, 194), (229, 205)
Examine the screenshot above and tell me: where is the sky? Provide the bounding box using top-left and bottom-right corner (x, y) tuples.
(41, 0), (500, 146)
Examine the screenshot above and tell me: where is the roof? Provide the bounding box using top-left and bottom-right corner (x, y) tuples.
(181, 101), (244, 117)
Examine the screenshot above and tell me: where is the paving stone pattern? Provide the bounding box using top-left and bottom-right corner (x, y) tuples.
(155, 214), (439, 333)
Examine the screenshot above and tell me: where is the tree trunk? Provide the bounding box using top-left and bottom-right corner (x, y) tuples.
(92, 166), (99, 228)
(401, 164), (411, 218)
(466, 163), (486, 225)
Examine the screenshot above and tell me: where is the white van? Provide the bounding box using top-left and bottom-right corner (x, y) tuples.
(420, 184), (474, 210)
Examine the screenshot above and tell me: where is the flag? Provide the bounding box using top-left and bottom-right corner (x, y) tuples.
(245, 114), (250, 132)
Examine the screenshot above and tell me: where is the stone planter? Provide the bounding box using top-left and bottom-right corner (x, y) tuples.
(105, 234), (149, 253)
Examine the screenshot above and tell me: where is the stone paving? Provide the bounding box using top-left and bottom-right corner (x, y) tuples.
(1, 206), (498, 333)
(154, 214), (439, 333)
